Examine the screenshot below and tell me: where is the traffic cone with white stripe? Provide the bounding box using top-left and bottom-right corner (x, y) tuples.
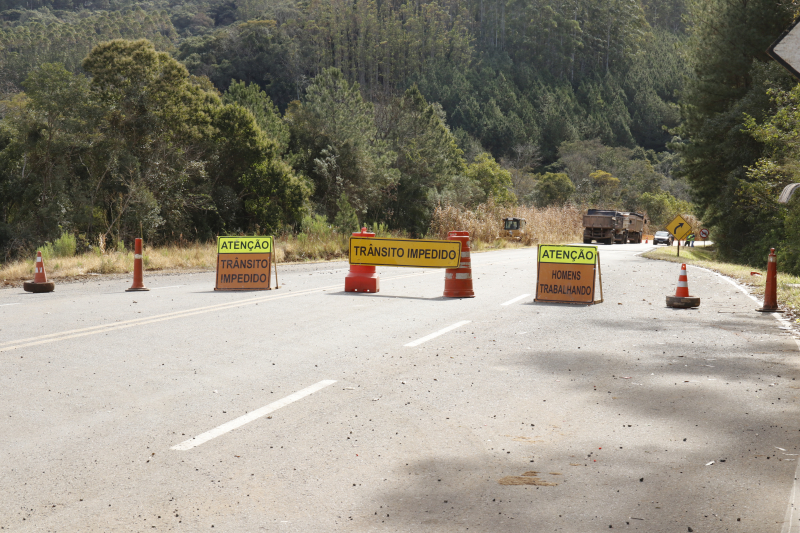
(443, 231), (474, 298)
(675, 264), (690, 297)
(666, 263), (699, 308)
(126, 238), (149, 292)
(23, 251), (55, 293)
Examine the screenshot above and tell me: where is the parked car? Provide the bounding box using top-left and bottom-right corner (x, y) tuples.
(653, 230), (673, 245)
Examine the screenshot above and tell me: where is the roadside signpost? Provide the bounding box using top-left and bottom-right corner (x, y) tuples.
(666, 215), (692, 257)
(666, 215), (691, 241)
(534, 245), (603, 305)
(349, 237), (461, 268)
(215, 236), (275, 290)
(699, 228), (709, 246)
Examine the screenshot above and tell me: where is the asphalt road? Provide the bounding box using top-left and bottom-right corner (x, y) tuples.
(2, 242), (800, 532)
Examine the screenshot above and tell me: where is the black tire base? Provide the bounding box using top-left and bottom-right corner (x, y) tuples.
(666, 295), (700, 308)
(23, 281), (55, 293)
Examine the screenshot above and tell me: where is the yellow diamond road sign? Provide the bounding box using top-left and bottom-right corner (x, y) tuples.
(666, 215), (691, 240)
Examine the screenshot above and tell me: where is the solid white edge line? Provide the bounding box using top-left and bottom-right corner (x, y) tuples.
(500, 294), (531, 306)
(171, 380), (337, 451)
(149, 285), (183, 290)
(672, 264), (800, 532)
(404, 320), (471, 347)
(0, 303), (20, 306)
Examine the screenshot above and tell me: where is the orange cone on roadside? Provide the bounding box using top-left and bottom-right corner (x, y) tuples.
(757, 248), (782, 312)
(666, 263), (699, 308)
(126, 238), (149, 292)
(34, 251), (47, 283)
(23, 251), (55, 293)
(443, 231), (474, 298)
(675, 263), (690, 297)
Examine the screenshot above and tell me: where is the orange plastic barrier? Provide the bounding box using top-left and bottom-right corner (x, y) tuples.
(345, 228), (380, 293)
(443, 231), (474, 298)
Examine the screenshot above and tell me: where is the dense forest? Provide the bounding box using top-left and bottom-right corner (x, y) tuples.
(1, 0), (797, 272)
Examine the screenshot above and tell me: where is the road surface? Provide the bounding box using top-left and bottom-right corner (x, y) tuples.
(2, 243), (799, 532)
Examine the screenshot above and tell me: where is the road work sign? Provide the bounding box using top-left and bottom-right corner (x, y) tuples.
(535, 245), (601, 304)
(349, 237), (461, 268)
(215, 236), (274, 290)
(666, 215), (691, 241)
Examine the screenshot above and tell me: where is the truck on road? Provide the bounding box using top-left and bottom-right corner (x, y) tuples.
(582, 209), (646, 245)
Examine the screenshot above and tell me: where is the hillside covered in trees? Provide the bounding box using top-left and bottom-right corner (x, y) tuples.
(0, 0), (707, 259)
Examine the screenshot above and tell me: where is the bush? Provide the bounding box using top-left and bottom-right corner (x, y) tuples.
(39, 232), (77, 259)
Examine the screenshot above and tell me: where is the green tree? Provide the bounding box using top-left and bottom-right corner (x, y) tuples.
(675, 0), (795, 262)
(378, 85), (466, 234)
(223, 80), (289, 152)
(534, 173), (575, 207)
(465, 152), (516, 205)
(332, 192), (359, 234)
(287, 67), (397, 221)
(638, 190), (692, 229)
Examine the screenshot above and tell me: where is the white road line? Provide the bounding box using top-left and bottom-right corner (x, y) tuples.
(405, 320), (471, 347)
(171, 380), (337, 451)
(500, 294), (530, 306)
(149, 285), (183, 290)
(0, 303), (20, 307)
(672, 264), (800, 532)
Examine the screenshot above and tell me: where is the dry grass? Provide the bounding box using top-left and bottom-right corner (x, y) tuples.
(0, 243), (219, 286)
(1, 201), (586, 285)
(643, 244), (800, 317)
(429, 200), (584, 249)
(0, 233), (356, 286)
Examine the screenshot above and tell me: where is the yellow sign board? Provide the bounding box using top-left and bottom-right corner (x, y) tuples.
(217, 236), (273, 254)
(666, 215), (691, 240)
(215, 236), (274, 290)
(535, 245), (600, 304)
(349, 237), (461, 268)
(538, 244), (598, 265)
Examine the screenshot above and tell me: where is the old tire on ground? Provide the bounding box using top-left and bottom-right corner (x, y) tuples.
(583, 238), (592, 244)
(23, 281), (55, 293)
(666, 295), (700, 308)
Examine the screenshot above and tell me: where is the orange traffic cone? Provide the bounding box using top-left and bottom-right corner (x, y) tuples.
(443, 231), (474, 298)
(666, 263), (699, 308)
(23, 251), (55, 293)
(126, 238), (149, 292)
(675, 263), (690, 297)
(757, 248), (783, 312)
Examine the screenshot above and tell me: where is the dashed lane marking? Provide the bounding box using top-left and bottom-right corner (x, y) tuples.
(0, 254), (533, 354)
(0, 285), (337, 353)
(0, 269), (449, 353)
(500, 294), (531, 306)
(171, 380), (337, 451)
(405, 320), (471, 347)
